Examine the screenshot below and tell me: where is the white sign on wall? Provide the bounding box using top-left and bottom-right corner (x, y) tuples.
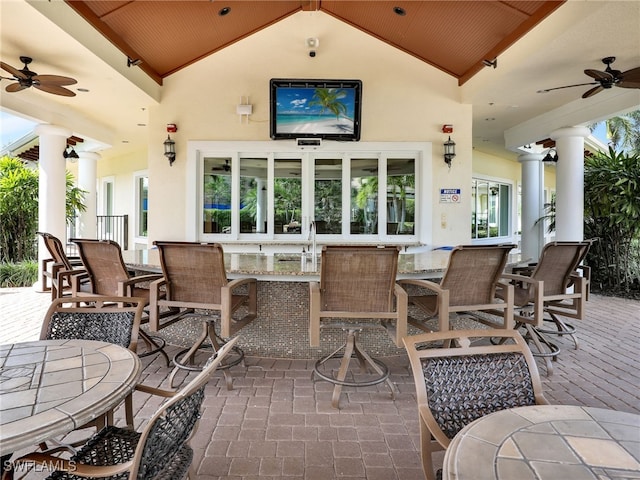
(440, 188), (461, 203)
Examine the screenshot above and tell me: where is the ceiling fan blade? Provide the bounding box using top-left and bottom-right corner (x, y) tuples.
(584, 69), (613, 81)
(618, 67), (640, 88)
(5, 82), (28, 92)
(537, 82), (597, 93)
(0, 62), (27, 80)
(33, 74), (77, 87)
(582, 85), (604, 98)
(33, 83), (76, 97)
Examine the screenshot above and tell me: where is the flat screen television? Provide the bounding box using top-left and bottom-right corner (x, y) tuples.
(270, 78), (362, 141)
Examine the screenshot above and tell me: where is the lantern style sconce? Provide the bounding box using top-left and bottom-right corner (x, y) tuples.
(443, 136), (456, 168)
(164, 124), (177, 166)
(542, 148), (558, 163)
(63, 146), (79, 160)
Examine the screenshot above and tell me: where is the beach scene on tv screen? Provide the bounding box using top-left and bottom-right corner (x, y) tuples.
(275, 86), (356, 135)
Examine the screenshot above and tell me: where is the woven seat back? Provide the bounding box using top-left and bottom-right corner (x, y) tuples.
(73, 239), (130, 295)
(422, 352), (536, 439)
(156, 242), (229, 304)
(531, 242), (590, 296)
(45, 310), (135, 348)
(320, 246), (399, 312)
(440, 244), (515, 306)
(136, 386), (205, 479)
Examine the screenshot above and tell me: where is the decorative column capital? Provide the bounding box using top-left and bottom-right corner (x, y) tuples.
(77, 151), (101, 162)
(517, 153), (544, 164)
(34, 124), (72, 138)
(550, 126), (591, 140)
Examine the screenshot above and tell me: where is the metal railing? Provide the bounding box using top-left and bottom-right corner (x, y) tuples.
(97, 215), (129, 250)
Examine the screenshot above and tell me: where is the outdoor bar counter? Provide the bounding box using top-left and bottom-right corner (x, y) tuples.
(123, 248), (523, 358)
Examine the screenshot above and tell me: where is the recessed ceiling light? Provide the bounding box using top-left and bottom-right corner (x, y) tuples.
(77, 88), (89, 93)
(393, 6), (406, 16)
(219, 6), (231, 16)
(122, 140), (130, 144)
(137, 123), (146, 127)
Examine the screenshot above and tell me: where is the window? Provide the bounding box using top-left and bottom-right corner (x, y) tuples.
(203, 157), (232, 234)
(274, 158), (302, 234)
(314, 158), (342, 234)
(471, 179), (511, 240)
(135, 174), (148, 237)
(193, 142), (427, 244)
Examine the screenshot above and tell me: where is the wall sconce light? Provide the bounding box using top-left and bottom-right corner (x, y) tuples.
(63, 146), (79, 160)
(164, 124), (177, 166)
(127, 57), (142, 68)
(444, 136), (456, 168)
(542, 148), (558, 163)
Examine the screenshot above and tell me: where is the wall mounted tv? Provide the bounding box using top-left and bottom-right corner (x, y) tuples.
(270, 79), (362, 141)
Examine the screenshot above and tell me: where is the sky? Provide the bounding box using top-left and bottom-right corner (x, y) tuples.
(1, 111), (38, 149)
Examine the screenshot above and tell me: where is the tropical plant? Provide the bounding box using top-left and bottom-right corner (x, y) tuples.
(583, 146), (640, 296)
(0, 155), (87, 263)
(590, 110), (640, 154)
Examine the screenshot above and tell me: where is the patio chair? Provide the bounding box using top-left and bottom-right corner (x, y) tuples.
(309, 245), (408, 409)
(6, 337), (240, 480)
(403, 329), (548, 480)
(499, 240), (592, 375)
(149, 241), (257, 389)
(397, 244), (516, 334)
(39, 296), (145, 447)
(70, 238), (170, 366)
(37, 232), (88, 300)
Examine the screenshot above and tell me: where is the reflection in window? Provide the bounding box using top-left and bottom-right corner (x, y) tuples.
(239, 158), (268, 233)
(387, 158), (415, 235)
(471, 179), (510, 239)
(314, 159), (342, 234)
(203, 157), (232, 234)
(274, 158), (302, 234)
(350, 159), (378, 234)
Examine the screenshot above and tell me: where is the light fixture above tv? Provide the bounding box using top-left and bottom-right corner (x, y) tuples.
(270, 78), (362, 141)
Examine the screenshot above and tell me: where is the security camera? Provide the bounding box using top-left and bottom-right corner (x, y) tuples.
(309, 51), (316, 58)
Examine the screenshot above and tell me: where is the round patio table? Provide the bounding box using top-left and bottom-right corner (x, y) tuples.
(443, 404), (640, 479)
(0, 339), (141, 456)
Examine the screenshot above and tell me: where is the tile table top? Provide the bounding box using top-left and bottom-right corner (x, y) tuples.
(443, 404), (640, 480)
(0, 339), (141, 455)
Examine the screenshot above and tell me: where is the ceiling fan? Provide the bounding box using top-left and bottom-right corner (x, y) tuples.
(0, 56), (77, 97)
(537, 57), (640, 99)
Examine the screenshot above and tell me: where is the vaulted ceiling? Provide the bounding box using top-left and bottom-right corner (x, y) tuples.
(66, 0), (563, 86)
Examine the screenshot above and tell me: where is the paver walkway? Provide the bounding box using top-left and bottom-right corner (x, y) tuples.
(1, 287), (639, 479)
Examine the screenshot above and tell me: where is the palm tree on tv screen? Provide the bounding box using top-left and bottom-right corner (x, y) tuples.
(308, 88), (348, 120)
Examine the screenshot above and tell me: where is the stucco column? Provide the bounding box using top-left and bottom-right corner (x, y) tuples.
(77, 151), (100, 238)
(34, 124), (72, 291)
(518, 153), (545, 262)
(551, 126), (590, 242)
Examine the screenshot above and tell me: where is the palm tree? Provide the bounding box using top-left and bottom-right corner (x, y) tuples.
(308, 88), (348, 120)
(590, 110), (640, 154)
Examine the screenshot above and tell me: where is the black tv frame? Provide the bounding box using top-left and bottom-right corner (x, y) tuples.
(269, 78), (362, 141)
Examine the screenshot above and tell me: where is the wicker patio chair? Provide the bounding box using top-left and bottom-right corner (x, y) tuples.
(71, 238), (170, 366)
(6, 337), (240, 480)
(309, 245), (408, 409)
(40, 296), (145, 446)
(398, 244), (516, 334)
(38, 232), (88, 300)
(149, 241), (257, 389)
(499, 240), (592, 375)
(403, 329), (548, 480)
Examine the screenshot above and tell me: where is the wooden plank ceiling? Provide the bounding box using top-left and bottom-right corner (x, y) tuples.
(66, 0), (564, 86)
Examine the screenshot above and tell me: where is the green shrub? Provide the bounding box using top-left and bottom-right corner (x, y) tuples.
(0, 260), (38, 287)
